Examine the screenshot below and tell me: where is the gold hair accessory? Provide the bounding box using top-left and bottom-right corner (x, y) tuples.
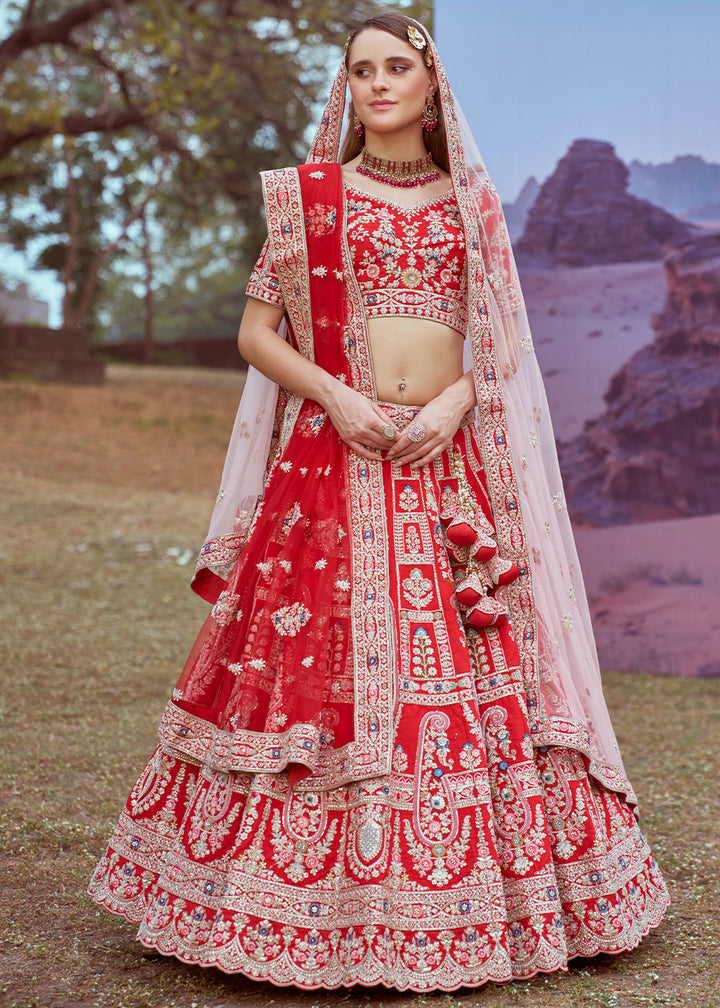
(407, 25), (433, 67)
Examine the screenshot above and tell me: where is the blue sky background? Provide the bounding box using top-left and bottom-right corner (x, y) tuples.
(436, 0), (720, 201)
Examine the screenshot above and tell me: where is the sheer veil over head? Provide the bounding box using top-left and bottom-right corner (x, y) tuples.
(195, 15), (636, 806)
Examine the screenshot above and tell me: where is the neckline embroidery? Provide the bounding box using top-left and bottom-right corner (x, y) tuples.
(344, 183), (456, 214)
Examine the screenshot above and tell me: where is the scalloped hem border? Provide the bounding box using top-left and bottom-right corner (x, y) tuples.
(89, 888), (669, 993)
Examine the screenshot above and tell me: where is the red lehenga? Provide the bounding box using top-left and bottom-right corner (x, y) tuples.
(89, 36), (668, 991)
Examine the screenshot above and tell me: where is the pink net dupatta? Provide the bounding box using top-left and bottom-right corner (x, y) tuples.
(173, 166), (355, 784)
(301, 37), (637, 805)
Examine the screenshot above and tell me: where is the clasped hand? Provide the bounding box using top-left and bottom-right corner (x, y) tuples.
(324, 381), (468, 468)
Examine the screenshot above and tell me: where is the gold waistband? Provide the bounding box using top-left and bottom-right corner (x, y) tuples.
(377, 400), (474, 430)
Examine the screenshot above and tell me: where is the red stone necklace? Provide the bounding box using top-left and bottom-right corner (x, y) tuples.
(356, 149), (440, 189)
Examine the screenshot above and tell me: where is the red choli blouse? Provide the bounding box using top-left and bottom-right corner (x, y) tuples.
(246, 185), (468, 336)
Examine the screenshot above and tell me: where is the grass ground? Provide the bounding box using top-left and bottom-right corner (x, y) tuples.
(0, 370), (718, 1008)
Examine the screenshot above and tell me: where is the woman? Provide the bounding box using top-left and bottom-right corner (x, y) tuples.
(89, 14), (669, 991)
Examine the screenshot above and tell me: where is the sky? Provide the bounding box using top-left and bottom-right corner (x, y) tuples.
(436, 0), (720, 201)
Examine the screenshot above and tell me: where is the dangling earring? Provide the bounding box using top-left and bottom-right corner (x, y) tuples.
(421, 95), (438, 132)
(353, 113), (364, 138)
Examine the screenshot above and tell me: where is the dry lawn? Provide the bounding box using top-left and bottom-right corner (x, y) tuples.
(0, 369), (718, 1008)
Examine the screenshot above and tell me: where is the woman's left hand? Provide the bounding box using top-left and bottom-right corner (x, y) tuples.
(385, 374), (475, 468)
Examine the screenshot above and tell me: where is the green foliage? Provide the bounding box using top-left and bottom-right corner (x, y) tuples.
(0, 0), (434, 338)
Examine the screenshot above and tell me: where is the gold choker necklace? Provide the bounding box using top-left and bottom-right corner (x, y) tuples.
(356, 149), (440, 189)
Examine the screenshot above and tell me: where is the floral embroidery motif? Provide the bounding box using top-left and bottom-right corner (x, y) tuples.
(561, 613), (575, 633)
(402, 568), (434, 609)
(411, 627), (438, 677)
(298, 413), (326, 437)
(398, 483), (421, 511)
(270, 602), (312, 637)
(279, 502), (303, 541)
(305, 203), (336, 237)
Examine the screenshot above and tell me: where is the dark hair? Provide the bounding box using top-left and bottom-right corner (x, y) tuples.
(339, 13), (448, 172)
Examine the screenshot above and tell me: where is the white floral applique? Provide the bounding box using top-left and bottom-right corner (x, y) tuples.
(487, 270), (503, 293)
(308, 170), (325, 179)
(552, 493), (566, 512)
(271, 602), (312, 637)
(312, 265), (328, 277)
(561, 613), (574, 633)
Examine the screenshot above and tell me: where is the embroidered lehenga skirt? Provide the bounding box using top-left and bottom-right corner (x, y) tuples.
(89, 403), (668, 991)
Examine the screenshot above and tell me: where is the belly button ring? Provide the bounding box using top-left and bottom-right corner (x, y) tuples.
(399, 376), (406, 401)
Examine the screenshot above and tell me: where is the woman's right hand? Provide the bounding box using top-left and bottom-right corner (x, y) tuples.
(238, 298), (396, 459)
(322, 380), (397, 460)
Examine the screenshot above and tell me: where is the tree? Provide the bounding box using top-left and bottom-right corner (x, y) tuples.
(0, 0), (433, 336)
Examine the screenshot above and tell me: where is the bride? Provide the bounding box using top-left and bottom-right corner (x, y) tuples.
(89, 12), (668, 992)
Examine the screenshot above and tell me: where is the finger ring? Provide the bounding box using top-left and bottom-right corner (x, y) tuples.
(407, 421), (426, 443)
(382, 423), (396, 440)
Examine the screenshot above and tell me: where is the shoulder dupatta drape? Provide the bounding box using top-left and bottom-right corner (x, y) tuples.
(190, 27), (637, 806)
(166, 164), (399, 789)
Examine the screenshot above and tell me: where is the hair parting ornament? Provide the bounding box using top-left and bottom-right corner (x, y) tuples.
(406, 23), (433, 67)
(343, 20), (433, 70)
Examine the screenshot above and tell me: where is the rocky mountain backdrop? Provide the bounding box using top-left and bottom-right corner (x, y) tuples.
(503, 146), (720, 246)
(558, 232), (720, 525)
(628, 154), (720, 221)
(514, 140), (694, 267)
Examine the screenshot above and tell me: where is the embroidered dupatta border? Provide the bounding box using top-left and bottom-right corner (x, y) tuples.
(258, 164), (394, 788)
(431, 59), (634, 803)
(448, 149), (540, 720)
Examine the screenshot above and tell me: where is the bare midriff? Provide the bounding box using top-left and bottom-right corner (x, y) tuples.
(368, 315), (464, 405)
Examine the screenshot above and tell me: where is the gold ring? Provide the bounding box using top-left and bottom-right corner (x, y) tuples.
(382, 424), (396, 440)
